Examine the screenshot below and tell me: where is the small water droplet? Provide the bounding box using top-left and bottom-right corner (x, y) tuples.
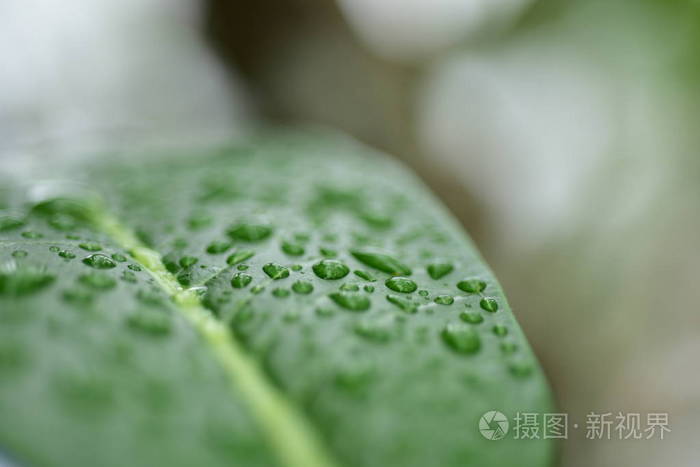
(329, 291), (370, 311)
(237, 264), (249, 271)
(227, 249), (254, 265)
(457, 278), (486, 293)
(291, 264), (302, 271)
(62, 287), (94, 305)
(272, 288), (290, 298)
(418, 289), (429, 297)
(186, 211), (213, 230)
(82, 254), (116, 269)
(460, 310), (483, 324)
(480, 297), (499, 312)
(492, 324), (508, 336)
(49, 246), (60, 253)
(320, 247), (337, 258)
(11, 250), (28, 258)
(206, 240), (232, 254)
(353, 270), (375, 282)
(111, 253), (127, 262)
(386, 294), (417, 313)
(227, 223), (272, 242)
(354, 319), (392, 343)
(427, 262), (453, 280)
(251, 284), (265, 294)
(350, 249), (411, 276)
(313, 259), (349, 280)
(385, 277), (417, 293)
(179, 256), (199, 268)
(508, 359), (533, 378)
(121, 270), (138, 283)
(442, 323), (480, 354)
(78, 272), (116, 290)
(434, 295), (454, 305)
(59, 250), (76, 260)
(292, 280), (314, 294)
(0, 216), (24, 231)
(127, 309), (171, 336)
(500, 341), (518, 354)
(315, 307), (335, 318)
(21, 231), (43, 239)
(231, 273), (252, 288)
(340, 283), (360, 292)
(78, 242), (102, 252)
(364, 285), (375, 293)
(48, 213), (77, 231)
(281, 241), (305, 256)
(263, 263), (290, 280)
(128, 264), (142, 271)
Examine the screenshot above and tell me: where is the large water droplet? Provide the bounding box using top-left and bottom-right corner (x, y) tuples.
(350, 249), (411, 276)
(442, 323), (480, 354)
(457, 278), (486, 293)
(329, 291), (370, 311)
(82, 254), (116, 269)
(313, 259), (349, 280)
(263, 263), (290, 280)
(427, 262), (453, 280)
(227, 223), (272, 242)
(385, 277), (417, 293)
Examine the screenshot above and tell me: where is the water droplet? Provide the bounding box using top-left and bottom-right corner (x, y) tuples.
(79, 272), (116, 290)
(353, 270), (375, 282)
(460, 310), (483, 324)
(508, 359), (533, 378)
(0, 269), (55, 296)
(492, 324), (508, 336)
(434, 295), (454, 305)
(82, 254), (116, 269)
(186, 211), (213, 230)
(263, 263), (290, 280)
(227, 223), (272, 242)
(179, 256), (198, 268)
(292, 280), (313, 294)
(111, 253), (127, 262)
(251, 284), (265, 294)
(350, 249), (411, 276)
(294, 232), (310, 243)
(121, 270), (138, 283)
(59, 250), (76, 260)
(329, 291), (370, 311)
(500, 341), (518, 354)
(226, 249), (254, 265)
(237, 264), (249, 271)
(418, 289), (429, 297)
(11, 250), (28, 258)
(281, 241), (305, 256)
(291, 264), (302, 272)
(206, 240), (232, 254)
(231, 273), (252, 288)
(0, 216), (24, 231)
(340, 283), (360, 292)
(427, 262), (453, 280)
(49, 246), (60, 253)
(442, 323), (480, 354)
(128, 264), (142, 272)
(320, 247), (337, 258)
(21, 231), (43, 239)
(127, 309), (171, 336)
(176, 270), (194, 286)
(315, 307), (335, 318)
(78, 242), (102, 252)
(173, 238), (188, 249)
(457, 278), (486, 293)
(385, 277), (417, 293)
(480, 297), (499, 312)
(313, 259), (349, 280)
(364, 285), (375, 293)
(386, 294), (417, 313)
(272, 288), (290, 298)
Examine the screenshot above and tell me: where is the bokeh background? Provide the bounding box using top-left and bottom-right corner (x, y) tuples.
(2, 0), (699, 465)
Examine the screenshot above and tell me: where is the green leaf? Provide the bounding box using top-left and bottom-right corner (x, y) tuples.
(0, 132), (554, 467)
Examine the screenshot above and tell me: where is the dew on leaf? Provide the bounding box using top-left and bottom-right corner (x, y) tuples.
(508, 359), (533, 378)
(427, 262), (453, 280)
(251, 284), (265, 294)
(350, 249), (411, 276)
(227, 223), (272, 242)
(78, 272), (116, 290)
(500, 341), (518, 354)
(231, 273), (253, 288)
(354, 319), (392, 343)
(237, 264), (249, 271)
(111, 253), (127, 262)
(363, 285), (374, 293)
(329, 291), (370, 311)
(434, 295), (454, 305)
(0, 269), (55, 296)
(442, 323), (481, 354)
(82, 254), (116, 269)
(11, 250), (28, 258)
(227, 249), (254, 265)
(493, 324), (508, 336)
(272, 288), (290, 298)
(340, 283), (359, 292)
(127, 264), (142, 272)
(49, 246), (60, 253)
(127, 309), (171, 336)
(121, 270), (138, 283)
(320, 247), (337, 258)
(78, 242), (102, 252)
(59, 250), (76, 260)
(315, 307), (335, 318)
(186, 211), (213, 230)
(206, 240), (232, 254)
(21, 231), (43, 239)
(460, 310), (483, 324)
(386, 294), (417, 314)
(313, 259), (349, 280)
(292, 280), (313, 294)
(263, 263), (290, 280)
(457, 278), (486, 293)
(0, 216), (24, 231)
(418, 289), (429, 297)
(281, 241), (305, 256)
(480, 297), (499, 312)
(353, 270), (375, 282)
(385, 277), (417, 293)
(179, 256), (199, 268)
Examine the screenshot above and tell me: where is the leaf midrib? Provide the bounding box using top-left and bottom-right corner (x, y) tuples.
(90, 206), (339, 467)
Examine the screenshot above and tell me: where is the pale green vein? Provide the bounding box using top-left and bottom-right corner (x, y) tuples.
(92, 209), (339, 467)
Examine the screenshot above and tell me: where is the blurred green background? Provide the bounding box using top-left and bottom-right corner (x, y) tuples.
(2, 0), (699, 465)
